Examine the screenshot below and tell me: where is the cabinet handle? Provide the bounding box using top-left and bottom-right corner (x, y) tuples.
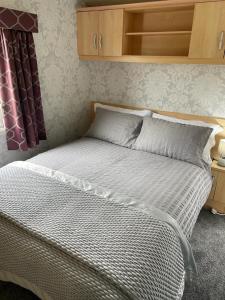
(93, 33), (97, 49)
(99, 34), (102, 49)
(218, 31), (225, 50)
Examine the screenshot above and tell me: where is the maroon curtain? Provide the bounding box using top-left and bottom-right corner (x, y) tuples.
(0, 28), (46, 150)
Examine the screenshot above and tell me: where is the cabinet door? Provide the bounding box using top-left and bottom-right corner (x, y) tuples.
(77, 11), (99, 56)
(99, 9), (123, 57)
(214, 172), (225, 204)
(208, 170), (218, 201)
(189, 1), (225, 59)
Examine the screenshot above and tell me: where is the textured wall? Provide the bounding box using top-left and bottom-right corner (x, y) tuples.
(0, 0), (91, 167)
(88, 62), (225, 118)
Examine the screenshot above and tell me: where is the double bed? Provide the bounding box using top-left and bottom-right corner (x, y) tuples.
(0, 102), (224, 300)
(29, 136), (211, 238)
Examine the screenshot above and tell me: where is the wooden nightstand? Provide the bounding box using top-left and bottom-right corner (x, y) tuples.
(205, 160), (225, 214)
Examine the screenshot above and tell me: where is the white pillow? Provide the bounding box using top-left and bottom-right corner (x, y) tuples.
(152, 113), (224, 165)
(94, 103), (152, 117)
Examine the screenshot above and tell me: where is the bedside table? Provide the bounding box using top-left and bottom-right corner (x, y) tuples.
(205, 160), (225, 214)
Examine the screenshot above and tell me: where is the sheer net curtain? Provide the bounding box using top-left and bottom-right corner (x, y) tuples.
(0, 8), (46, 151)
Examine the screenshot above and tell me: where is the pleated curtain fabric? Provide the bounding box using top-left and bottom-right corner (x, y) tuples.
(0, 8), (46, 151)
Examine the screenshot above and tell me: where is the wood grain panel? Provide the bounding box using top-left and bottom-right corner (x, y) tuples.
(79, 54), (225, 64)
(77, 0), (225, 64)
(122, 6), (193, 56)
(208, 169), (219, 200)
(77, 11), (99, 56)
(99, 9), (124, 56)
(206, 161), (225, 213)
(214, 172), (225, 203)
(77, 0), (221, 12)
(140, 34), (191, 56)
(189, 1), (225, 59)
(125, 31), (192, 36)
(140, 8), (194, 32)
(123, 12), (143, 54)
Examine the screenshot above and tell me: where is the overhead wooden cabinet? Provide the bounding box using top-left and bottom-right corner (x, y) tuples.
(99, 9), (124, 56)
(189, 1), (225, 59)
(123, 5), (194, 56)
(77, 9), (123, 56)
(77, 11), (99, 56)
(77, 0), (225, 64)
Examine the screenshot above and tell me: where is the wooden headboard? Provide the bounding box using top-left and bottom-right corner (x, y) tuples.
(91, 101), (225, 160)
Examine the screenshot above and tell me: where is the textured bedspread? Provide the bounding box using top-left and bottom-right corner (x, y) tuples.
(30, 137), (212, 238)
(0, 161), (188, 300)
(0, 138), (212, 299)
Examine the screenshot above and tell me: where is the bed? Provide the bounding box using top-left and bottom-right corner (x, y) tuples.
(29, 137), (211, 238)
(0, 102), (224, 300)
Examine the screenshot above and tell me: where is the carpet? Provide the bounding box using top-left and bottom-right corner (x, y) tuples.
(0, 210), (225, 300)
(183, 210), (225, 300)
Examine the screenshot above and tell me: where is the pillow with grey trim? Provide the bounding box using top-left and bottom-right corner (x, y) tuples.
(133, 117), (213, 167)
(86, 108), (146, 147)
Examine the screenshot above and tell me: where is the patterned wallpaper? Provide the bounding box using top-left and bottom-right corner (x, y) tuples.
(88, 62), (225, 118)
(0, 0), (225, 167)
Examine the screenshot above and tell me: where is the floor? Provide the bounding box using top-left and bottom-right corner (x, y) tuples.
(0, 210), (225, 300)
(183, 210), (225, 300)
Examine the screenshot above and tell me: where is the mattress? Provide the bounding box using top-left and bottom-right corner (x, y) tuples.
(30, 137), (212, 238)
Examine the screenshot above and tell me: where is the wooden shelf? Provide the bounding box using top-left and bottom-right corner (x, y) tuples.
(79, 55), (225, 65)
(125, 31), (192, 36)
(123, 6), (194, 56)
(77, 0), (225, 64)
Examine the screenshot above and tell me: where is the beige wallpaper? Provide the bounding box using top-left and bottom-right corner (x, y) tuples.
(88, 62), (225, 118)
(0, 0), (225, 167)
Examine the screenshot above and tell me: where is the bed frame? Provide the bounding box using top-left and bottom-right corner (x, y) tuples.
(91, 101), (225, 161)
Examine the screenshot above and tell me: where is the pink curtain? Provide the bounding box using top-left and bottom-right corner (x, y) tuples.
(0, 28), (46, 150)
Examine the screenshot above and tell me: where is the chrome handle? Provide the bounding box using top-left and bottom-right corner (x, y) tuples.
(219, 31), (225, 50)
(93, 33), (97, 49)
(99, 34), (102, 49)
